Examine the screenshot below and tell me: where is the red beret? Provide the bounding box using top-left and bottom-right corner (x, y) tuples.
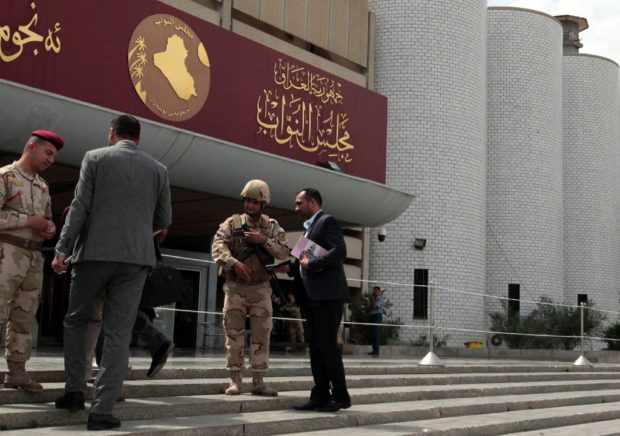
(32, 130), (64, 150)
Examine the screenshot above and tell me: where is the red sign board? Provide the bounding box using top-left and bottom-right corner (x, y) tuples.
(1, 1), (387, 182)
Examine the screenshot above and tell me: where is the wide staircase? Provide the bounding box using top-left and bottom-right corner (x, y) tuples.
(4, 356), (620, 435)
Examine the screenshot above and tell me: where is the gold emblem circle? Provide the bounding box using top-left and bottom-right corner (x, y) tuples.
(128, 14), (211, 122)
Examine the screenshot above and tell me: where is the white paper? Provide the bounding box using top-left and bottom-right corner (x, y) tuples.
(291, 235), (327, 259)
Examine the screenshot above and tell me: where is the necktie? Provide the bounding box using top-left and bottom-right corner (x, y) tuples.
(303, 219), (313, 237)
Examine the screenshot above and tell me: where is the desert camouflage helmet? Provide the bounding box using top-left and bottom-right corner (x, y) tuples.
(241, 179), (270, 203)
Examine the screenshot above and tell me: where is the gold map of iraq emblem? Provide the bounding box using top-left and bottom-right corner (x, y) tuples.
(128, 14), (210, 122)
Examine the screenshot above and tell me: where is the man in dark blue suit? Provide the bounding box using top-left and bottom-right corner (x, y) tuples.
(291, 188), (351, 412)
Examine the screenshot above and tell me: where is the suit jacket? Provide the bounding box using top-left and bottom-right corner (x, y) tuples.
(55, 140), (171, 267)
(291, 211), (349, 303)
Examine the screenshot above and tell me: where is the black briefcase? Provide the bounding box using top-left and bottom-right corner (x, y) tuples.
(141, 243), (184, 307)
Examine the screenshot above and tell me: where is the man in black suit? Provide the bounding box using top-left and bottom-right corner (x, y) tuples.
(291, 188), (351, 412)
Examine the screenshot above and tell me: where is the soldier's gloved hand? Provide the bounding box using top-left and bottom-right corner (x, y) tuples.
(243, 230), (268, 245)
(273, 264), (289, 274)
(37, 220), (56, 239)
(233, 261), (252, 283)
(27, 215), (49, 231)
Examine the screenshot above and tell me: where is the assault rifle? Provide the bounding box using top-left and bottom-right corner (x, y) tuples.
(233, 224), (288, 300)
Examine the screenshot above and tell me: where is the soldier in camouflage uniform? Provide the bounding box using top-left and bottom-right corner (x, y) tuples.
(0, 130), (63, 392)
(212, 180), (289, 396)
(282, 293), (304, 349)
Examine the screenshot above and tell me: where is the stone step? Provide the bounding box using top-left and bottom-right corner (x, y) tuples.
(503, 417), (620, 435)
(15, 365), (620, 386)
(14, 361), (620, 383)
(285, 402), (620, 435)
(5, 371), (620, 405)
(5, 392), (620, 434)
(5, 356), (620, 433)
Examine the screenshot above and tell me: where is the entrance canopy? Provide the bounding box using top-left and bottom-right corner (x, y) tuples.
(0, 80), (414, 234)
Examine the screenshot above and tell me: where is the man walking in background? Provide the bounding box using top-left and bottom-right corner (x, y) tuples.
(52, 114), (171, 431)
(368, 286), (385, 357)
(282, 292), (305, 351)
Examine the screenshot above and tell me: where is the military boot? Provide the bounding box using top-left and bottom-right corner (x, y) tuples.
(224, 370), (242, 395)
(3, 360), (43, 393)
(251, 372), (278, 396)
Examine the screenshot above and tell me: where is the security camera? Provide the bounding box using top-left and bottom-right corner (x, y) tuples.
(377, 226), (387, 242)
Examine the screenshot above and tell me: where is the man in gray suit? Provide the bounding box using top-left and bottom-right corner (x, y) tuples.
(51, 114), (171, 431)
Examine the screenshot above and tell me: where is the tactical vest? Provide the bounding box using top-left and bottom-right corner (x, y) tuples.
(226, 213), (275, 283)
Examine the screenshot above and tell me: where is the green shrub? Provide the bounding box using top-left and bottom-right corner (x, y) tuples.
(603, 321), (620, 350)
(488, 303), (543, 349)
(411, 334), (449, 348)
(488, 297), (606, 350)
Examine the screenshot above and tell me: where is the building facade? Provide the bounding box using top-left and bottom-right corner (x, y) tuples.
(563, 54), (620, 317)
(368, 0), (488, 344)
(486, 8), (565, 312)
(368, 2), (620, 347)
(2, 0), (619, 350)
(1, 0), (413, 348)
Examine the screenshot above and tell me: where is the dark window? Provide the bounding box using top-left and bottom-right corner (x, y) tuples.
(413, 269), (428, 319)
(508, 284), (520, 318)
(173, 270), (200, 348)
(577, 294), (588, 306)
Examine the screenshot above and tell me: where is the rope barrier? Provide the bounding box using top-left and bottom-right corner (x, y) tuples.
(160, 253), (616, 316)
(156, 253), (620, 348)
(154, 306), (620, 344)
(162, 254), (215, 265)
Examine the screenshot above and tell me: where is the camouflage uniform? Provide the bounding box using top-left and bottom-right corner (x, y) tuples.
(0, 163), (51, 363)
(212, 213), (289, 374)
(282, 299), (304, 346)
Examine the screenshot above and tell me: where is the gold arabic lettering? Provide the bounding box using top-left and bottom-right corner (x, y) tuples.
(256, 89), (354, 161)
(273, 58), (343, 105)
(258, 59), (355, 162)
(155, 16), (193, 39)
(148, 96), (191, 118)
(0, 3), (62, 63)
(44, 22), (61, 53)
(175, 23), (194, 39)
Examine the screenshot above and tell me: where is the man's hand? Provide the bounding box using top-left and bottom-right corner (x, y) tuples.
(233, 261), (252, 283)
(300, 253), (311, 269)
(52, 254), (70, 274)
(154, 227), (169, 243)
(243, 230), (268, 245)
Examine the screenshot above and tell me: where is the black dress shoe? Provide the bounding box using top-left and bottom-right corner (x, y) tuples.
(316, 400), (352, 412)
(55, 391), (85, 411)
(87, 413), (121, 430)
(293, 399), (328, 411)
(147, 342), (174, 377)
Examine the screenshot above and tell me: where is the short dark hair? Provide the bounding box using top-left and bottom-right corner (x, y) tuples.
(111, 114), (140, 140)
(298, 187), (322, 206)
